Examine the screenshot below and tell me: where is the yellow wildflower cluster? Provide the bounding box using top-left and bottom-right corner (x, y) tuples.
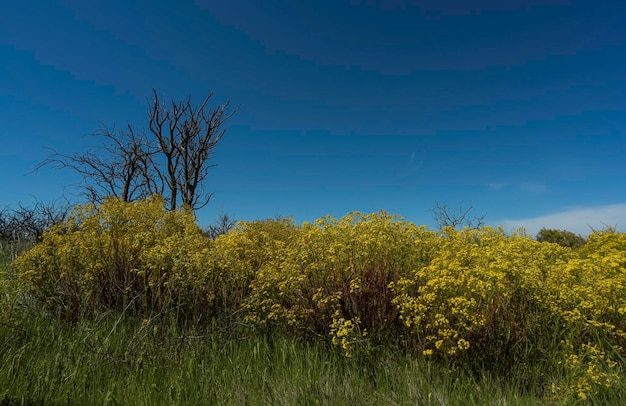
(242, 211), (437, 353)
(13, 196), (211, 319)
(551, 340), (621, 400)
(329, 313), (367, 357)
(392, 226), (625, 398)
(391, 227), (570, 359)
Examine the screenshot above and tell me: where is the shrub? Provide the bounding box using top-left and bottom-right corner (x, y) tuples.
(205, 216), (297, 316)
(392, 227), (626, 399)
(391, 228), (566, 362)
(12, 196), (211, 320)
(243, 211), (438, 356)
(536, 228), (586, 248)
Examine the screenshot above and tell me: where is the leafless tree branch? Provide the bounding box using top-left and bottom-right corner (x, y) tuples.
(431, 201), (486, 230)
(0, 198), (71, 259)
(148, 89), (238, 210)
(37, 89), (237, 211)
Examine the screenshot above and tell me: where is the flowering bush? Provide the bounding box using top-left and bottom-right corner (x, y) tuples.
(205, 216), (297, 316)
(243, 211), (438, 355)
(11, 199), (626, 400)
(13, 196), (211, 319)
(391, 227), (568, 361)
(392, 226), (626, 399)
(549, 230), (626, 399)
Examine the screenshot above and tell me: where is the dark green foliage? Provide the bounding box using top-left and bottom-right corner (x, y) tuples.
(535, 228), (586, 248)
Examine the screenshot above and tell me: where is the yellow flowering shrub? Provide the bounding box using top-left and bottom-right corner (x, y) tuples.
(391, 227), (571, 362)
(392, 226), (626, 398)
(13, 196), (211, 319)
(550, 340), (621, 401)
(243, 211), (438, 355)
(546, 230), (626, 399)
(205, 217), (296, 315)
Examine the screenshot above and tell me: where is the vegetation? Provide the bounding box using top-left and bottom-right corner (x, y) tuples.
(0, 199), (70, 261)
(536, 228), (586, 248)
(0, 303), (550, 405)
(3, 196), (626, 404)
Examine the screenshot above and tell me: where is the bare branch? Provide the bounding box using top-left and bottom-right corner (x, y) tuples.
(431, 201), (486, 230)
(37, 123), (155, 205)
(0, 198), (72, 259)
(147, 88), (238, 210)
(204, 212), (237, 239)
(38, 89), (237, 212)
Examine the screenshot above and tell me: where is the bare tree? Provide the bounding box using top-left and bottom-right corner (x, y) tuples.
(36, 124), (154, 205)
(431, 201), (486, 230)
(204, 212), (237, 239)
(0, 199), (71, 259)
(148, 89), (238, 210)
(37, 89), (237, 211)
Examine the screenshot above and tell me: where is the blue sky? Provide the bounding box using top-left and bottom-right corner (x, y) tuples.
(2, 0), (626, 235)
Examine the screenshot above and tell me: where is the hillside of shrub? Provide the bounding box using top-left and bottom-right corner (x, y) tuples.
(10, 196), (626, 400)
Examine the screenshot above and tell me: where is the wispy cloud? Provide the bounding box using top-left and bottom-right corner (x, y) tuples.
(398, 150), (423, 177)
(499, 203), (626, 237)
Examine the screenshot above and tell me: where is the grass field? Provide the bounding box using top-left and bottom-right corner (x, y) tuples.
(0, 288), (544, 405)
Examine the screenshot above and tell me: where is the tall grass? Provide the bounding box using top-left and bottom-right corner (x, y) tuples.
(0, 298), (546, 405)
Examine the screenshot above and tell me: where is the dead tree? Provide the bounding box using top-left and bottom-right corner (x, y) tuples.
(148, 89), (238, 210)
(0, 199), (71, 259)
(204, 212), (237, 239)
(431, 201), (486, 230)
(37, 89), (237, 211)
(36, 124), (153, 205)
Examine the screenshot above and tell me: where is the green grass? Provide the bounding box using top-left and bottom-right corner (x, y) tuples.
(0, 310), (541, 406)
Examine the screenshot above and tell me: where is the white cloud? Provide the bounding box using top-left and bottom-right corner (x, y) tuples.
(499, 203), (626, 237)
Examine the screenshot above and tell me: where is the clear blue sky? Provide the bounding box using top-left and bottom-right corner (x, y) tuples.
(2, 0), (626, 235)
